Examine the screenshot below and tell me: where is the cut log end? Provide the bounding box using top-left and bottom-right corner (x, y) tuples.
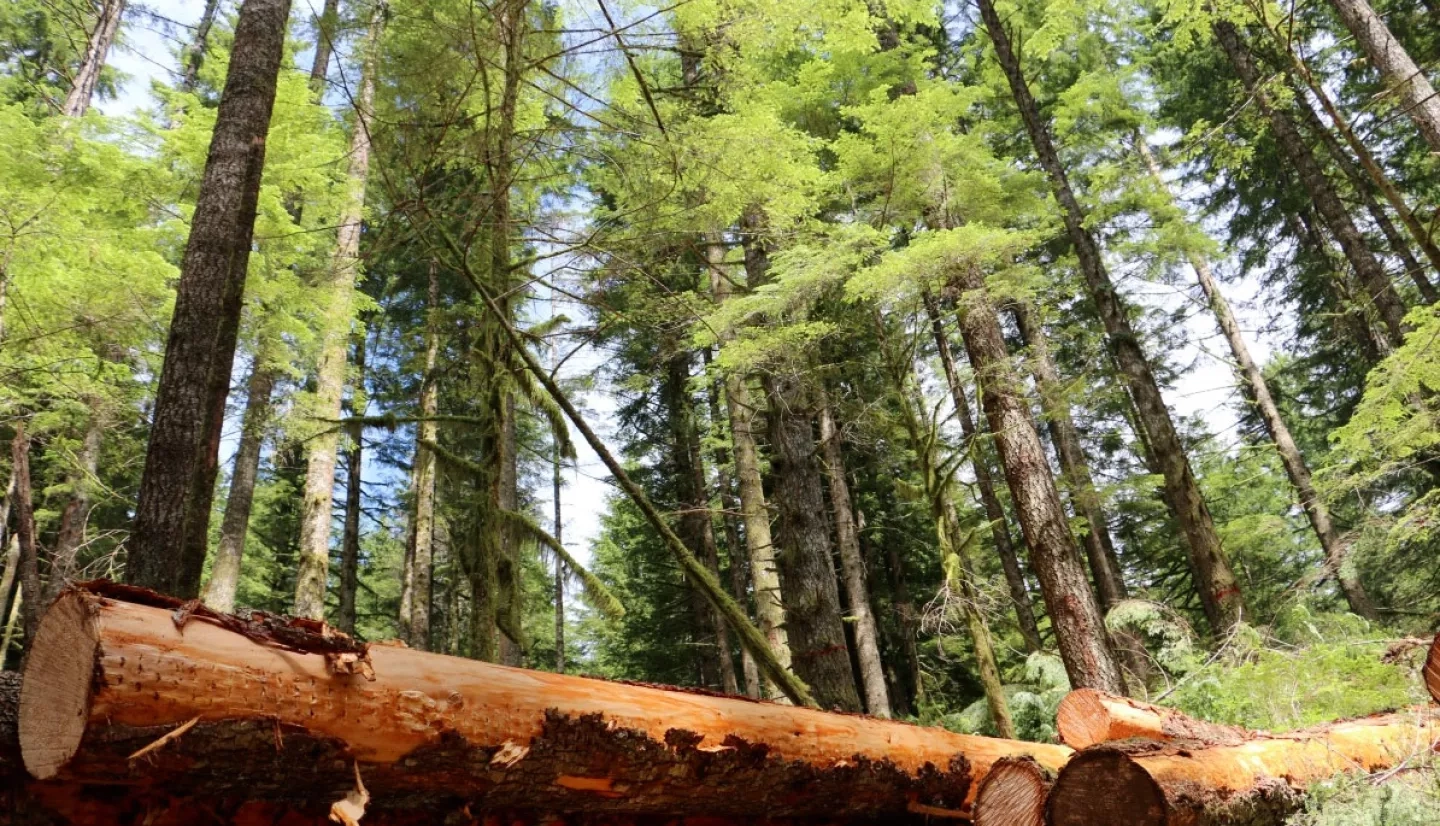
(1047, 749), (1165, 826)
(1056, 688), (1123, 748)
(1426, 633), (1440, 705)
(19, 591), (99, 780)
(973, 756), (1051, 826)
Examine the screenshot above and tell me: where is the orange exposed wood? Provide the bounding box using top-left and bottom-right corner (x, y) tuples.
(1048, 708), (1440, 826)
(17, 585), (1072, 822)
(1426, 633), (1440, 704)
(972, 756), (1052, 826)
(1055, 688), (1249, 748)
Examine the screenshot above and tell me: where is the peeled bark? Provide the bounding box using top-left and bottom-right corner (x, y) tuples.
(924, 296), (1043, 653)
(399, 265), (440, 649)
(1137, 139), (1375, 620)
(19, 584), (1072, 820)
(61, 0), (125, 117)
(1324, 0), (1440, 153)
(1048, 709), (1440, 826)
(817, 400), (890, 717)
(294, 4), (383, 619)
(973, 756), (1054, 826)
(979, 0), (1246, 632)
(129, 0), (292, 598)
(203, 359), (278, 613)
(710, 239), (793, 700)
(1213, 19), (1408, 346)
(947, 262), (1124, 694)
(1056, 688), (1249, 749)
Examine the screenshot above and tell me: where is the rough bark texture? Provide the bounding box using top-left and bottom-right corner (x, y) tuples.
(180, 0), (223, 92)
(973, 756), (1054, 826)
(925, 297), (1043, 653)
(400, 265), (440, 649)
(17, 584), (1072, 821)
(947, 263), (1123, 694)
(817, 400), (890, 717)
(61, 0), (125, 117)
(48, 415), (102, 601)
(1048, 709), (1440, 826)
(1325, 0), (1440, 153)
(294, 3), (382, 620)
(710, 241), (793, 700)
(980, 0), (1245, 632)
(885, 540), (923, 708)
(1136, 140), (1376, 620)
(1213, 19), (1408, 346)
(204, 359), (277, 613)
(338, 335), (369, 634)
(8, 429), (37, 647)
(1057, 688), (1250, 749)
(129, 0), (291, 598)
(1011, 304), (1127, 610)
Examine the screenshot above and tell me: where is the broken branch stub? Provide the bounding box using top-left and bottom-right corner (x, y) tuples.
(19, 585), (1070, 821)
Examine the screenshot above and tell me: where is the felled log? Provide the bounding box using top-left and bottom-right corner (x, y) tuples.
(972, 756), (1053, 826)
(1055, 688), (1249, 748)
(1426, 633), (1440, 704)
(1047, 708), (1440, 826)
(18, 584), (1071, 822)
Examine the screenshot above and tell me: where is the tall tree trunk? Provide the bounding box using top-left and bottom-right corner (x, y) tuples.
(1274, 48), (1440, 297)
(744, 226), (861, 713)
(924, 295), (1044, 653)
(708, 237), (793, 700)
(979, 0), (1246, 632)
(1324, 0), (1440, 153)
(1289, 210), (1390, 361)
(308, 0), (341, 94)
(337, 333), (369, 634)
(129, 0), (292, 599)
(61, 0), (125, 117)
(817, 398), (891, 717)
(884, 538), (923, 710)
(203, 359), (277, 612)
(11, 425), (39, 647)
(552, 424), (565, 674)
(400, 263), (441, 649)
(704, 360), (762, 698)
(1010, 305), (1128, 610)
(1137, 138), (1376, 620)
(47, 413), (102, 599)
(1213, 20), (1408, 346)
(947, 262), (1125, 693)
(294, 3), (382, 619)
(180, 0), (224, 92)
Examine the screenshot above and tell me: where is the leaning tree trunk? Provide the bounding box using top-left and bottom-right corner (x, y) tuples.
(817, 398), (891, 717)
(980, 0), (1246, 632)
(1137, 137), (1376, 620)
(708, 237), (793, 701)
(180, 0), (223, 92)
(1213, 19), (1408, 346)
(947, 260), (1125, 694)
(19, 583), (1073, 821)
(203, 358), (277, 613)
(337, 333), (370, 634)
(925, 295), (1044, 653)
(61, 0), (125, 117)
(399, 264), (441, 649)
(129, 0), (292, 598)
(1324, 0), (1440, 153)
(294, 3), (383, 619)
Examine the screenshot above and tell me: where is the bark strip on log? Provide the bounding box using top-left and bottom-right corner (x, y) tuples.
(1056, 689), (1249, 749)
(18, 584), (1070, 820)
(1048, 709), (1440, 826)
(973, 756), (1053, 826)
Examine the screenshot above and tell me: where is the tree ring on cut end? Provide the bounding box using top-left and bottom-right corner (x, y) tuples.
(1056, 688), (1113, 748)
(1048, 749), (1165, 826)
(974, 757), (1048, 826)
(20, 592), (100, 780)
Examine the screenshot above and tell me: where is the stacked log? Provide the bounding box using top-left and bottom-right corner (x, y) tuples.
(1056, 687), (1248, 748)
(971, 756), (1054, 826)
(13, 583), (1072, 824)
(1045, 691), (1440, 826)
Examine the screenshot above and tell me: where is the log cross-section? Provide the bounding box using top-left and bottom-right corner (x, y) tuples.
(1056, 688), (1250, 749)
(19, 586), (1071, 821)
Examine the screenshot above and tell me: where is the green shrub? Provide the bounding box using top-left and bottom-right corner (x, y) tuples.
(1289, 770), (1440, 826)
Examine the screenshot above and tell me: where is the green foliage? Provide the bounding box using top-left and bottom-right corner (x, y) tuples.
(1288, 770), (1440, 826)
